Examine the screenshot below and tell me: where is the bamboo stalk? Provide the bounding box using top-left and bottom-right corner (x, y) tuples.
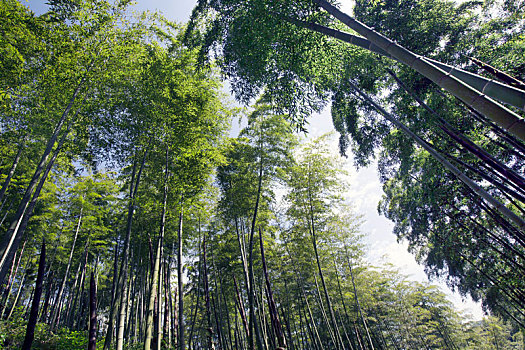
(311, 0), (525, 142)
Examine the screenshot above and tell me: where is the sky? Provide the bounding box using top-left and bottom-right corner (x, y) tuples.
(24, 0), (483, 319)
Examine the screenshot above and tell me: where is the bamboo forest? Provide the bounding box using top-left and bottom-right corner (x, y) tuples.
(1, 0), (525, 348)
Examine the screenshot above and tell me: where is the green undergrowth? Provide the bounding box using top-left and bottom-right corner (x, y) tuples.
(0, 310), (86, 349)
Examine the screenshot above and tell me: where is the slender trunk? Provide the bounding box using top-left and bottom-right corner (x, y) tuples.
(126, 266), (135, 342)
(345, 253), (374, 350)
(217, 273), (234, 350)
(312, 271), (338, 348)
(168, 244), (176, 346)
(39, 272), (54, 322)
(0, 240), (25, 317)
(107, 147), (148, 350)
(67, 242), (89, 328)
(1, 114), (77, 291)
(72, 250), (89, 330)
(259, 228), (286, 349)
(306, 180), (343, 349)
(470, 110), (525, 157)
(51, 207), (83, 329)
(103, 236), (121, 346)
(156, 251), (163, 350)
(282, 279), (296, 350)
(145, 145), (169, 350)
(21, 240), (45, 350)
(248, 148), (264, 350)
(354, 323), (366, 350)
(0, 124), (69, 289)
(210, 243), (232, 350)
(89, 271), (97, 350)
(65, 259), (83, 327)
(302, 288), (324, 350)
(163, 260), (171, 348)
(144, 234), (164, 350)
(0, 202), (13, 227)
(234, 276), (250, 341)
(6, 270), (26, 320)
(187, 240), (202, 350)
(311, 0), (525, 141)
(444, 151), (525, 212)
(134, 269), (142, 343)
(0, 73), (90, 280)
(126, 271), (137, 344)
(333, 258), (357, 350)
(116, 257), (130, 350)
(76, 261), (88, 331)
(177, 204), (185, 350)
(256, 276), (269, 350)
(173, 285), (178, 347)
(23, 286), (35, 319)
(0, 139), (24, 205)
(40, 224), (65, 322)
(203, 236), (216, 350)
(235, 216), (251, 306)
(386, 68), (525, 192)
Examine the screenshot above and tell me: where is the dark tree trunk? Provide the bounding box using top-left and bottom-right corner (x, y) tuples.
(21, 240), (45, 350)
(89, 271), (97, 350)
(347, 81), (525, 231)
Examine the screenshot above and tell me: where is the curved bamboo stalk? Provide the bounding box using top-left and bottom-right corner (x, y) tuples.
(311, 0), (525, 142)
(21, 240), (45, 350)
(284, 15), (525, 113)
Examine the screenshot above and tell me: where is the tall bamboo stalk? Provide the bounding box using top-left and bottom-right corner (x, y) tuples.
(311, 0), (525, 142)
(88, 271), (97, 350)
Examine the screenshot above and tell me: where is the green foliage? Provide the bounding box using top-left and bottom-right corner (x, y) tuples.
(1, 0), (523, 349)
(0, 315), (86, 349)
